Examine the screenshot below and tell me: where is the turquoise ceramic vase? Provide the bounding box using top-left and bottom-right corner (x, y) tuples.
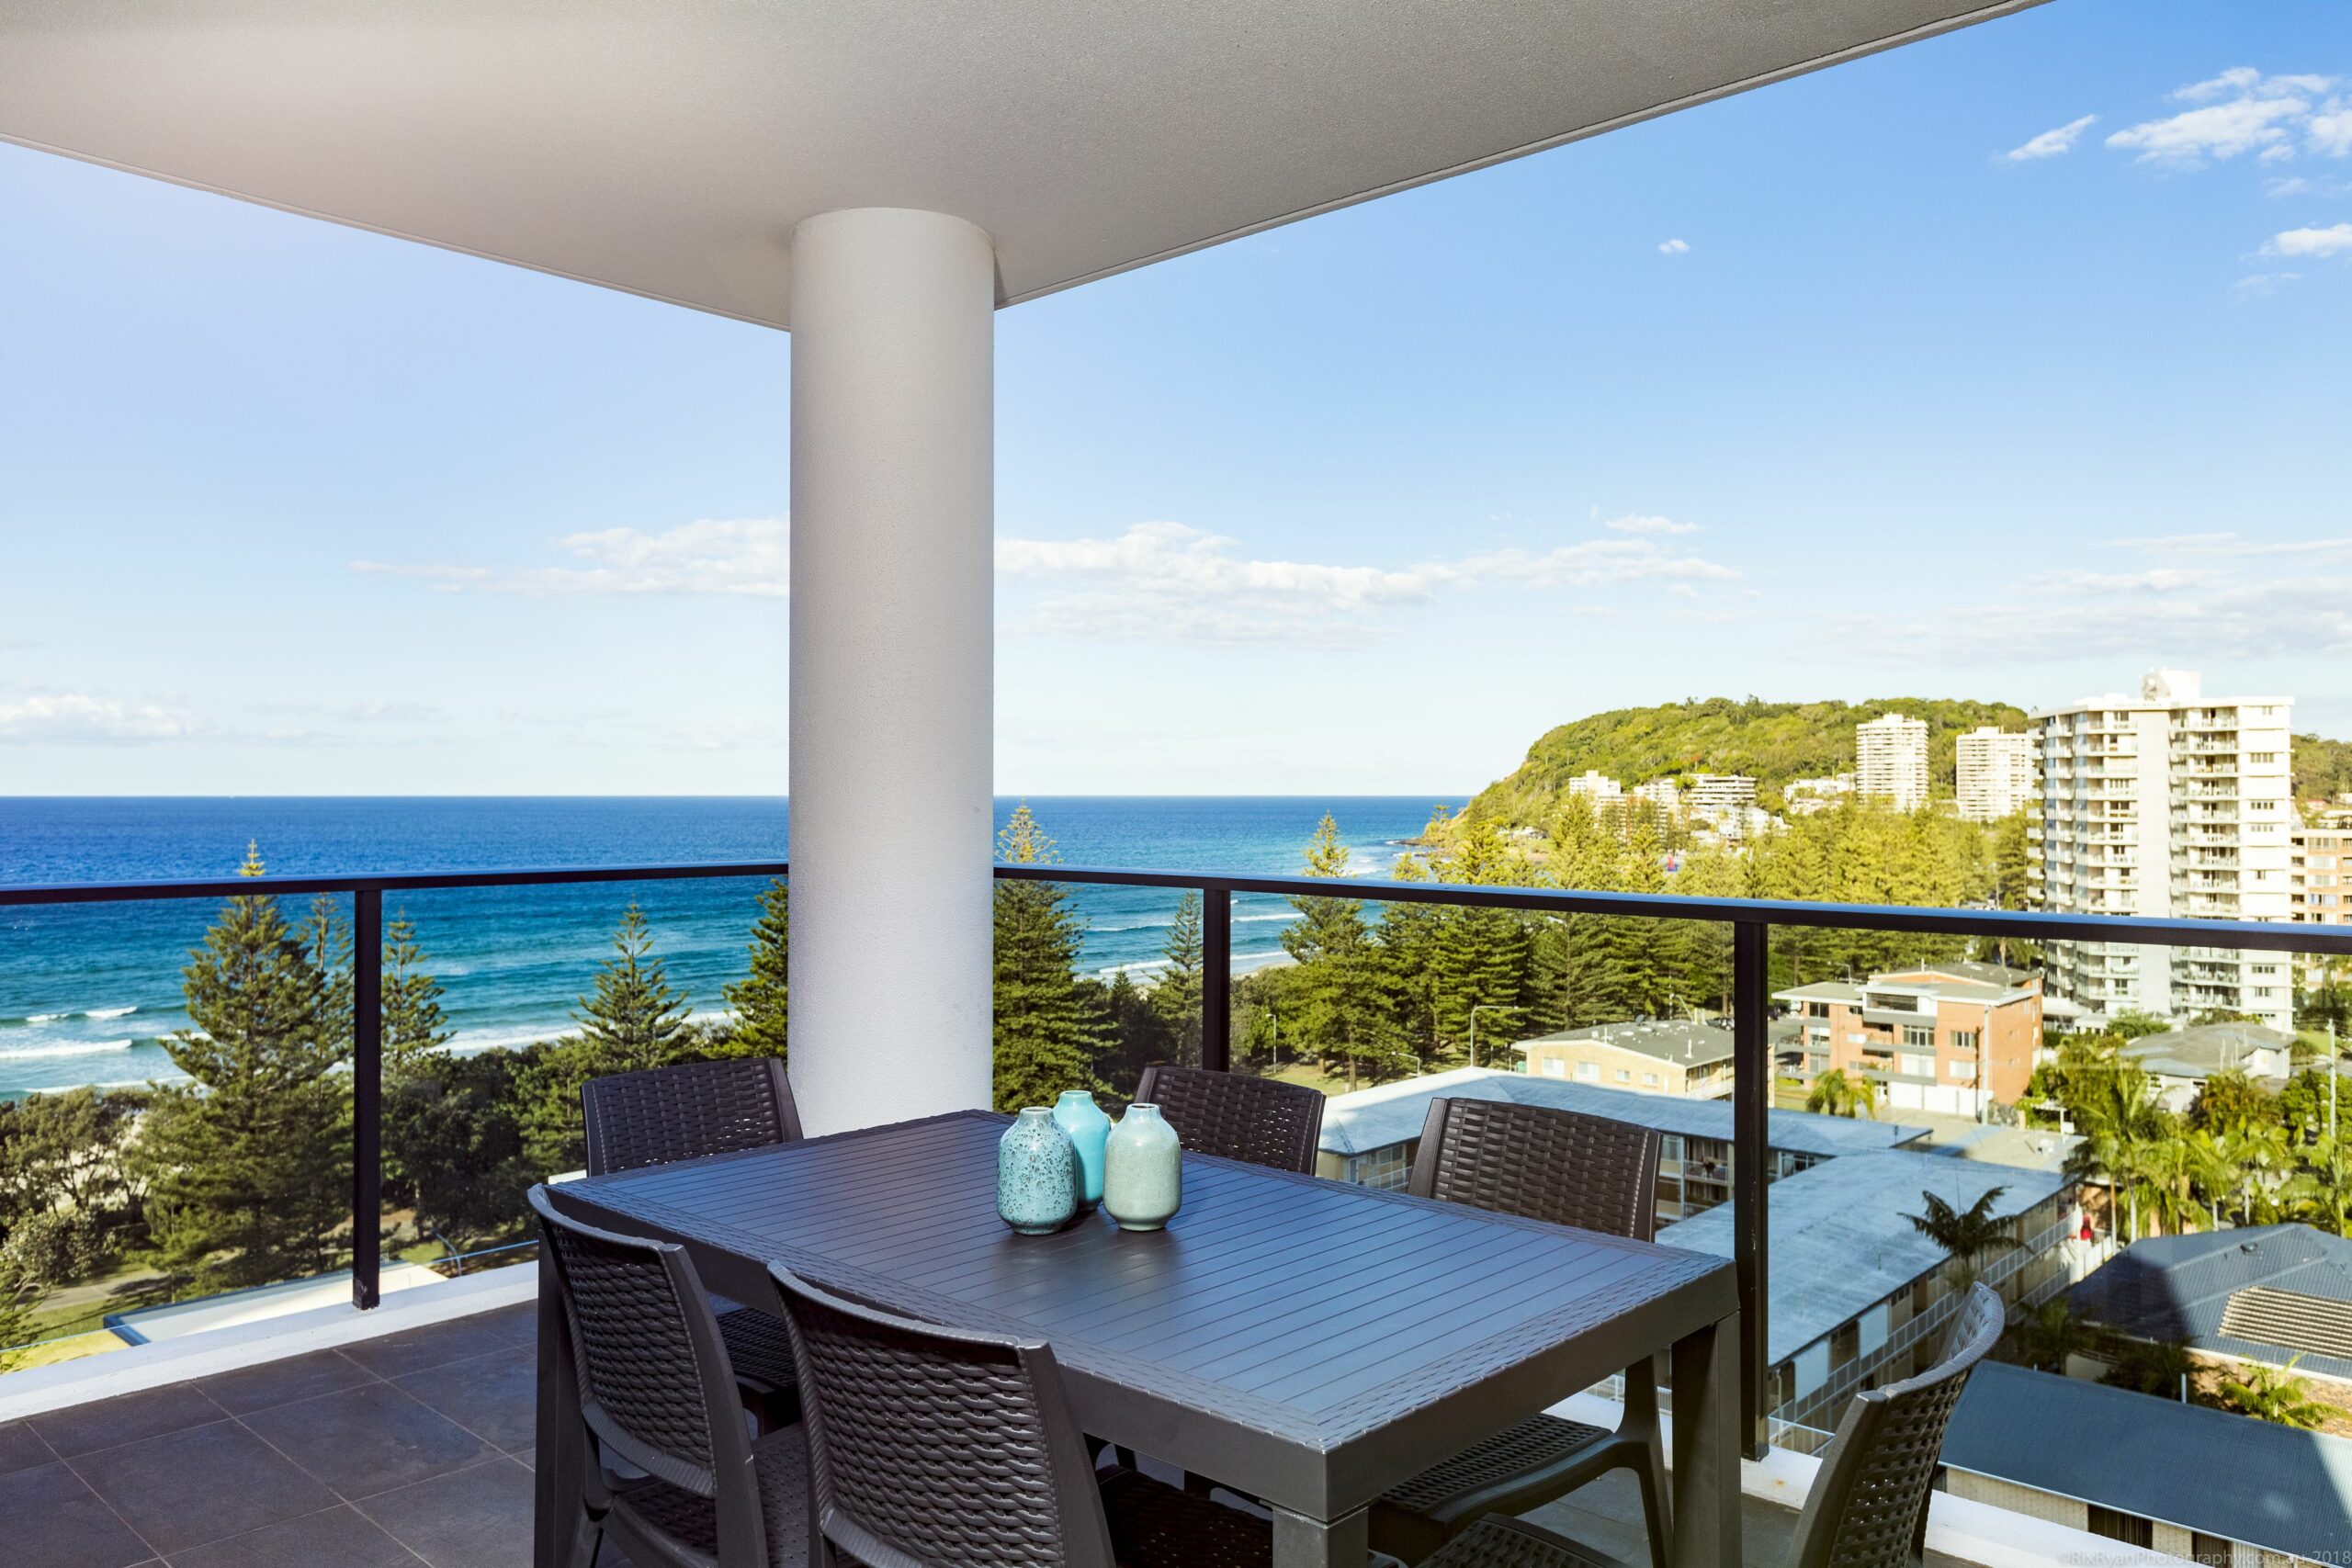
(997, 1108), (1079, 1235)
(1052, 1089), (1113, 1212)
(1103, 1102), (1182, 1232)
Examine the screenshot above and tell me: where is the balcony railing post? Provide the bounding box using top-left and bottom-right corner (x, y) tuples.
(1201, 886), (1231, 1073)
(1731, 917), (1770, 1458)
(353, 886), (383, 1312)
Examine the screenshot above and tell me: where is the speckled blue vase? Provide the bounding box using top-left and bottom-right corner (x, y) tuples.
(1103, 1102), (1182, 1232)
(1052, 1089), (1113, 1212)
(997, 1108), (1079, 1235)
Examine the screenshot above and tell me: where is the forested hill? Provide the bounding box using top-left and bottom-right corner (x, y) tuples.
(2299, 733), (2352, 803)
(1466, 696), (2031, 822)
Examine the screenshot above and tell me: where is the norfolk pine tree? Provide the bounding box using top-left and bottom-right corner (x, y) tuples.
(722, 879), (791, 1061)
(992, 805), (1108, 1111)
(380, 914), (528, 1249)
(520, 901), (697, 1173)
(138, 843), (351, 1291)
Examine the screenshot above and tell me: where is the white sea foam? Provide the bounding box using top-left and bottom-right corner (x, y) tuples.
(85, 1006), (139, 1021)
(0, 1039), (135, 1061)
(24, 1013), (64, 1025)
(1233, 912), (1300, 923)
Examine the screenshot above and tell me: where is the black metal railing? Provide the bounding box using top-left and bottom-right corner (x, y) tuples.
(7, 858), (2351, 1453)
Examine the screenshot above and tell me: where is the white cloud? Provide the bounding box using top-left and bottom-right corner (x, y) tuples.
(0, 694), (198, 743)
(2108, 95), (2311, 165)
(2172, 68), (2334, 105)
(1657, 238), (1690, 255)
(996, 522), (1736, 646)
(1602, 513), (1702, 536)
(2005, 115), (2098, 161)
(2231, 271), (2302, 296)
(355, 518), (789, 596)
(2265, 222), (2352, 258)
(1826, 533), (2352, 663)
(2312, 99), (2352, 158)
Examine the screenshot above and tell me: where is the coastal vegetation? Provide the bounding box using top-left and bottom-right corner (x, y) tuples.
(1466, 695), (2030, 819)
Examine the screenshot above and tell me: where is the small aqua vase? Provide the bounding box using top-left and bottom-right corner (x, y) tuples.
(997, 1108), (1079, 1235)
(1102, 1102), (1182, 1232)
(1052, 1089), (1113, 1213)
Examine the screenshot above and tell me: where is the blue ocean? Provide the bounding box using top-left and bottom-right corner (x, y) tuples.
(0, 797), (1456, 1098)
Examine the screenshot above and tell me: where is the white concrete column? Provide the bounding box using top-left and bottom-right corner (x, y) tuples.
(786, 208), (996, 1134)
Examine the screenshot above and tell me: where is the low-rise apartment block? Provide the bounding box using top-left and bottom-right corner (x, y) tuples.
(1956, 726), (2034, 821)
(1778, 961), (2041, 1114)
(1515, 1019), (1736, 1098)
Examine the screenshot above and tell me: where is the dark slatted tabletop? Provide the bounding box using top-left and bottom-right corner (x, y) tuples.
(557, 1109), (1737, 1523)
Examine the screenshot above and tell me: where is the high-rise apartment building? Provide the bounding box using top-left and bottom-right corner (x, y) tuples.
(1955, 728), (2034, 821)
(2030, 670), (2294, 1032)
(1566, 770), (1624, 807)
(1856, 713), (1930, 811)
(1685, 774), (1758, 816)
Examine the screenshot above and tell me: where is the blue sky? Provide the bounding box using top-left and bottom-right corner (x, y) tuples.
(3, 0), (2348, 796)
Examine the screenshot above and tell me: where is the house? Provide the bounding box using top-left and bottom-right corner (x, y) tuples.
(1943, 1361), (2352, 1567)
(1777, 962), (2042, 1114)
(2119, 1023), (2295, 1113)
(1515, 1019), (1737, 1099)
(2068, 1224), (2352, 1385)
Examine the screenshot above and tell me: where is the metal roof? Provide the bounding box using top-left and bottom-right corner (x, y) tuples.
(1316, 1066), (1926, 1162)
(1513, 1020), (1736, 1067)
(1658, 1149), (2064, 1363)
(1943, 1362), (2352, 1562)
(0, 0), (2043, 328)
(2120, 1024), (2294, 1082)
(2069, 1224), (2352, 1382)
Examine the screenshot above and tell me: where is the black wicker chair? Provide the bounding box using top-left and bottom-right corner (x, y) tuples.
(1401, 1283), (2008, 1568)
(528, 1185), (807, 1568)
(1134, 1064), (1325, 1174)
(1784, 1280), (2004, 1568)
(769, 1261), (1281, 1568)
(1369, 1097), (1670, 1568)
(582, 1056), (804, 1399)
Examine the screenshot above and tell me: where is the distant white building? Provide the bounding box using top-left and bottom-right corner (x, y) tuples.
(1956, 727), (2033, 822)
(1857, 713), (1930, 811)
(1685, 773), (1758, 815)
(1566, 770), (1624, 807)
(1632, 778), (1681, 818)
(2031, 670), (2295, 1032)
(1784, 773), (1854, 817)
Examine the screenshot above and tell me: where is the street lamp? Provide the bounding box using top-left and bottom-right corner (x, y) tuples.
(1469, 1004), (1524, 1069)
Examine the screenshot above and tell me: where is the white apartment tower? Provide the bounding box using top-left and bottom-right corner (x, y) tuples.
(1955, 728), (2034, 821)
(1856, 713), (1930, 811)
(2030, 670), (2295, 1032)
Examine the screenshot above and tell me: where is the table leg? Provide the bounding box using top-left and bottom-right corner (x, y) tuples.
(1272, 1503), (1368, 1568)
(1669, 1311), (1744, 1568)
(534, 1248), (590, 1568)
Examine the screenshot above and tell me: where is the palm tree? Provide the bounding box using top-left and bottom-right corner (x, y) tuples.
(2211, 1123), (2292, 1226)
(1806, 1067), (1874, 1120)
(2216, 1357), (2330, 1429)
(2013, 1297), (2094, 1374)
(2282, 1135), (2352, 1238)
(2138, 1136), (2216, 1239)
(1906, 1187), (2018, 1284)
(2066, 1060), (2171, 1243)
(2102, 1336), (2198, 1401)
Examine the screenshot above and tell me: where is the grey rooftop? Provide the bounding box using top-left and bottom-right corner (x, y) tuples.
(2068, 1224), (2352, 1382)
(1657, 1149), (2064, 1364)
(1943, 1361), (2352, 1564)
(1317, 1067), (1928, 1162)
(1513, 1020), (1737, 1067)
(2119, 1022), (2294, 1081)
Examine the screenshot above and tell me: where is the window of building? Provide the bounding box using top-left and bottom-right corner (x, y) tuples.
(1642, 1072), (1659, 1087)
(2086, 1507), (2154, 1550)
(1829, 1321), (1860, 1369)
(1902, 1025), (1935, 1048)
(1951, 1030), (1978, 1053)
(2189, 1533), (2233, 1565)
(1804, 1001), (1829, 1019)
(1575, 1062), (1600, 1081)
(1541, 1058), (1566, 1078)
(1614, 1067), (1631, 1083)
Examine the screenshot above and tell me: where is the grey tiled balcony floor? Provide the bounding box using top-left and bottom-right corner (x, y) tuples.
(0, 1298), (1930, 1568)
(0, 1304), (545, 1568)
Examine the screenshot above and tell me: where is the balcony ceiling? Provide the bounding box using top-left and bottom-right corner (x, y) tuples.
(0, 0), (2037, 328)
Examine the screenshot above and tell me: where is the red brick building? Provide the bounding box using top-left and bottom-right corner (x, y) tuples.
(1778, 961), (2042, 1116)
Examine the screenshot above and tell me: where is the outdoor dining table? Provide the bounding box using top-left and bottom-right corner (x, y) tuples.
(534, 1108), (1744, 1568)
